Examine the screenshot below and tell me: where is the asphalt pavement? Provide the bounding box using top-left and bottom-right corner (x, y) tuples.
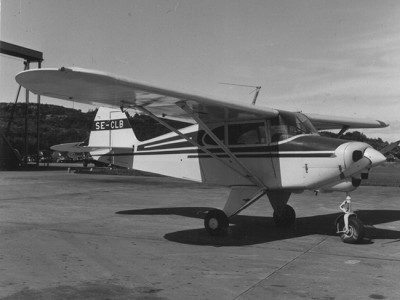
(1, 169), (400, 299)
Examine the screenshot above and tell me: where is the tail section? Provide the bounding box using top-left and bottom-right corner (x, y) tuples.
(52, 106), (203, 180)
(89, 107), (138, 168)
(88, 107), (203, 182)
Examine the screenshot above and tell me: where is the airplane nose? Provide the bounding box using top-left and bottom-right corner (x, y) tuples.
(341, 143), (386, 179)
(363, 147), (386, 167)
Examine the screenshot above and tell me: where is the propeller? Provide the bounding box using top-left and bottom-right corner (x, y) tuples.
(340, 147), (386, 179)
(379, 140), (400, 155)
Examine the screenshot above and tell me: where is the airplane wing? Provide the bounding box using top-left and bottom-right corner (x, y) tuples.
(16, 67), (388, 129)
(304, 113), (388, 131)
(16, 67), (279, 123)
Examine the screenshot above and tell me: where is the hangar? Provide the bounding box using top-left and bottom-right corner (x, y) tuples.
(0, 41), (43, 169)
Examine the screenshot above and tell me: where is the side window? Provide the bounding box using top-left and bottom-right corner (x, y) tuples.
(270, 125), (294, 142)
(228, 122), (267, 145)
(270, 112), (318, 142)
(203, 126), (225, 145)
(270, 113), (298, 142)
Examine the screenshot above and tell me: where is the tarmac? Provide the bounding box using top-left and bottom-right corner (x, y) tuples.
(1, 167), (400, 299)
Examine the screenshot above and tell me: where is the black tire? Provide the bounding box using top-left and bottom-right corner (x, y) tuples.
(204, 209), (229, 236)
(338, 216), (365, 244)
(273, 204), (296, 227)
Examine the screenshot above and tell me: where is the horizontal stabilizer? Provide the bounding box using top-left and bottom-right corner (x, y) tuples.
(50, 142), (131, 153)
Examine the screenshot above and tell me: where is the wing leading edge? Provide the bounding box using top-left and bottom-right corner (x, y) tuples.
(15, 67), (279, 123)
(305, 113), (388, 131)
(16, 67), (388, 129)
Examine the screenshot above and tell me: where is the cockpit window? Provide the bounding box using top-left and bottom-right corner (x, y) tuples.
(203, 126), (225, 145)
(270, 112), (318, 142)
(201, 112), (317, 146)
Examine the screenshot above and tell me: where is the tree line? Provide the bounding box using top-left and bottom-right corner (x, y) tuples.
(0, 103), (398, 160)
(0, 103), (186, 156)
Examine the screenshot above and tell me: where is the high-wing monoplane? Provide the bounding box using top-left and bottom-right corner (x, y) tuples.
(16, 67), (390, 243)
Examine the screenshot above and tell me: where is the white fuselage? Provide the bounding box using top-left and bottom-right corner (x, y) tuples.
(89, 108), (385, 193)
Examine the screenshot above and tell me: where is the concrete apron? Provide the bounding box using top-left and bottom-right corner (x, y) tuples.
(1, 170), (400, 299)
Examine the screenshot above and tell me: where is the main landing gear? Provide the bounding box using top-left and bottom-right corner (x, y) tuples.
(334, 194), (365, 244)
(204, 204), (297, 236)
(204, 209), (229, 236)
(204, 192), (365, 244)
(273, 204), (296, 227)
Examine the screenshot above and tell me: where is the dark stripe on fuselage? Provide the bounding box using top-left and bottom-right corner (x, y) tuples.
(137, 134), (347, 153)
(277, 135), (347, 152)
(95, 150), (333, 159)
(95, 135), (347, 159)
(188, 153), (333, 158)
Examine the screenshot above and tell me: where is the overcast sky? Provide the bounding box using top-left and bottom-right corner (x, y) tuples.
(1, 0), (399, 141)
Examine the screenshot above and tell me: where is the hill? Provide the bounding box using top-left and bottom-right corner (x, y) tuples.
(0, 103), (96, 155)
(0, 103), (186, 156)
(0, 103), (398, 159)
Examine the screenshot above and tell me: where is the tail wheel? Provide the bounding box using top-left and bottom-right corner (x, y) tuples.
(273, 204), (296, 227)
(338, 216), (365, 244)
(204, 209), (229, 236)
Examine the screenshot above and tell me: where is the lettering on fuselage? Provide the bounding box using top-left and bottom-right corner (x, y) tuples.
(92, 119), (130, 131)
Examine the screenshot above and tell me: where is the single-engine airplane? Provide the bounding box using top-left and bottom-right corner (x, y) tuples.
(16, 67), (392, 243)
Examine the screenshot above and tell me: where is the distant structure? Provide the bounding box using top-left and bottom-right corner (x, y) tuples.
(0, 132), (20, 170)
(0, 41), (43, 169)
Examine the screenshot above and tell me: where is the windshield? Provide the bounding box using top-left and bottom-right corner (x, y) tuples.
(270, 111), (318, 142)
(295, 112), (318, 134)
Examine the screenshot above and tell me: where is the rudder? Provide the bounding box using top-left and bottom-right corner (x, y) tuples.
(89, 107), (138, 168)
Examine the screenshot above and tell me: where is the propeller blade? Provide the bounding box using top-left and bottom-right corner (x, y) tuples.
(380, 140), (400, 154)
(340, 156), (371, 179)
(341, 147), (386, 179)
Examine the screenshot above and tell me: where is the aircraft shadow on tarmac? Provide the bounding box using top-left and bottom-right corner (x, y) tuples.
(116, 208), (400, 246)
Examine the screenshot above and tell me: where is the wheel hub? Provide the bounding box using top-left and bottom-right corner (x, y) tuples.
(343, 225), (354, 238)
(208, 218), (219, 230)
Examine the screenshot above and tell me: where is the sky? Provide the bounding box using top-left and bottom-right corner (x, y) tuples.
(1, 0), (399, 141)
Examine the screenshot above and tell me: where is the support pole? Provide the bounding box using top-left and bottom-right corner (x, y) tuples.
(6, 85), (22, 135)
(0, 41), (43, 167)
(6, 62), (29, 135)
(24, 61), (30, 166)
(36, 61), (41, 167)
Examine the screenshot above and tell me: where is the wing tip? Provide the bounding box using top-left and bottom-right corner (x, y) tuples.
(378, 120), (389, 128)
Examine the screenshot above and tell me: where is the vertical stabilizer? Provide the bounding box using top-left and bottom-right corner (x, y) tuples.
(89, 107), (137, 168)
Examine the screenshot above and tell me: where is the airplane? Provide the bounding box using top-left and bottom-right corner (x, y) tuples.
(16, 66), (392, 244)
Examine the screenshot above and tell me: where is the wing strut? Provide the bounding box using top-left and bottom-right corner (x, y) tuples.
(131, 105), (267, 188)
(231, 188), (268, 217)
(337, 125), (350, 138)
(178, 102), (268, 189)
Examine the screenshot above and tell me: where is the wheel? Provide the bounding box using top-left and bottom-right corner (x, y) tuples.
(273, 204), (296, 227)
(338, 216), (365, 244)
(204, 209), (229, 236)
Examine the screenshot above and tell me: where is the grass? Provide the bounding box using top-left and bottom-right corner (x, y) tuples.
(363, 162), (400, 187)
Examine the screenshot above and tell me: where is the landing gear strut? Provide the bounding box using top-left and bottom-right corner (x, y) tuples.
(335, 194), (365, 244)
(273, 204), (296, 227)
